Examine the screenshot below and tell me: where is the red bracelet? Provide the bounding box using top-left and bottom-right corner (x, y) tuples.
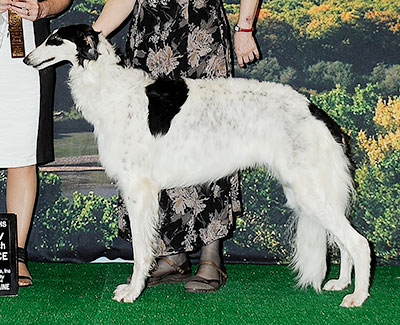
(234, 25), (254, 32)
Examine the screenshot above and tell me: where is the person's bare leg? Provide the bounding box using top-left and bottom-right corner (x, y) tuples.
(7, 165), (37, 286)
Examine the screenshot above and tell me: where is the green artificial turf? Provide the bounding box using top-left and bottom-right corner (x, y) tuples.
(0, 263), (398, 324)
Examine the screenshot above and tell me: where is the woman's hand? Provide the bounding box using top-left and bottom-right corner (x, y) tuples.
(10, 0), (43, 21)
(0, 0), (11, 14)
(234, 31), (259, 67)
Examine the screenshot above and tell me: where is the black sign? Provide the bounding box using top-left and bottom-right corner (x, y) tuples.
(0, 214), (18, 296)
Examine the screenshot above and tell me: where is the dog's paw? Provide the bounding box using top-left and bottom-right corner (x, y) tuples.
(323, 279), (350, 291)
(112, 283), (142, 303)
(340, 292), (369, 308)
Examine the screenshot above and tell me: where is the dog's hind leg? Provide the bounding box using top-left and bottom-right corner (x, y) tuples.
(113, 177), (161, 303)
(327, 224), (370, 307)
(301, 199), (370, 307)
(323, 237), (353, 291)
(285, 183), (370, 307)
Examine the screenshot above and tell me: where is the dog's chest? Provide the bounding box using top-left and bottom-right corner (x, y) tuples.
(94, 112), (153, 178)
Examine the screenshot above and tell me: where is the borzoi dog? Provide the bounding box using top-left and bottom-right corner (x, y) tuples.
(24, 24), (371, 307)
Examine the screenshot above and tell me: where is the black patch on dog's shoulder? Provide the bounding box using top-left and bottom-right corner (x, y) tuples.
(145, 78), (189, 136)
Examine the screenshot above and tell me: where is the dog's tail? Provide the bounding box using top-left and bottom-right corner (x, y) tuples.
(290, 212), (327, 292)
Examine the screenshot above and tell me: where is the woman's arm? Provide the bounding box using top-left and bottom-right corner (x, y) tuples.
(233, 0), (260, 67)
(92, 0), (136, 37)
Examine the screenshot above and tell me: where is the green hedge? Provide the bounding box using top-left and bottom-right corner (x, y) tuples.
(0, 171), (119, 261)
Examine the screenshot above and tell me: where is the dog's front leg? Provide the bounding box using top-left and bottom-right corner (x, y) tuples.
(113, 178), (160, 303)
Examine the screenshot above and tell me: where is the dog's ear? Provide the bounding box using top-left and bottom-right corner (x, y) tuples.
(85, 34), (99, 60)
(77, 29), (100, 65)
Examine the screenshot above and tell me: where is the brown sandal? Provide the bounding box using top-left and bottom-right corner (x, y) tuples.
(146, 257), (192, 287)
(184, 261), (227, 293)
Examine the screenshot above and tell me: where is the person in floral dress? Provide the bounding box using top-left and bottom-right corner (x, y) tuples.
(93, 0), (259, 292)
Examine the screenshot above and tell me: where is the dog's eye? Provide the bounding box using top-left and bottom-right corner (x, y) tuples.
(46, 34), (64, 46)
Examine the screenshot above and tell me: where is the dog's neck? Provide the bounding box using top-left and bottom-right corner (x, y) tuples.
(67, 35), (152, 129)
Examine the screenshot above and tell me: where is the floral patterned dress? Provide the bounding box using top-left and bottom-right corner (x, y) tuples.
(118, 0), (242, 256)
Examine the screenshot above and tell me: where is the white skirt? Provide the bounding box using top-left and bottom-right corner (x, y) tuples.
(0, 12), (40, 168)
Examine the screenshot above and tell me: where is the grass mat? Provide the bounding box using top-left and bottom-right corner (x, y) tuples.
(0, 263), (398, 324)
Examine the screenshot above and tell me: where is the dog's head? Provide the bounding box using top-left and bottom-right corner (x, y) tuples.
(24, 24), (101, 70)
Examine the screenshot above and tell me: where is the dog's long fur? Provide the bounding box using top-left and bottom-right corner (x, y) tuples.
(24, 24), (371, 307)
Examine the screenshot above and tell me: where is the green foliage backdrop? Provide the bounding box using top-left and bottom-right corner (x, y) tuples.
(1, 0), (399, 265)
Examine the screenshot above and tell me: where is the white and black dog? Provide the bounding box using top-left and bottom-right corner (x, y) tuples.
(24, 24), (371, 307)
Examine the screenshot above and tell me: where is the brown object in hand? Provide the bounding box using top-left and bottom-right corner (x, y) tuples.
(8, 9), (25, 58)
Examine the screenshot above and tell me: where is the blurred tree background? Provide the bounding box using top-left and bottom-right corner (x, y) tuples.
(1, 0), (398, 265)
